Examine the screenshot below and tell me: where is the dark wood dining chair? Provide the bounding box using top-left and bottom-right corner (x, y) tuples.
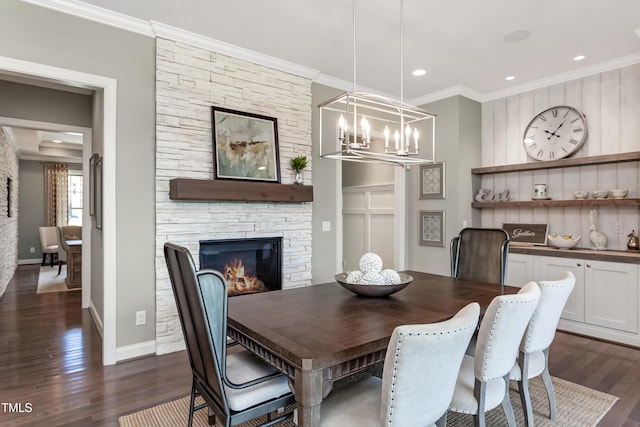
(164, 242), (294, 427)
(450, 227), (510, 286)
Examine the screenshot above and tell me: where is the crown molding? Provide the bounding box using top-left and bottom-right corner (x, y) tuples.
(482, 53), (640, 102)
(409, 85), (483, 106)
(22, 0), (154, 37)
(150, 21), (320, 81)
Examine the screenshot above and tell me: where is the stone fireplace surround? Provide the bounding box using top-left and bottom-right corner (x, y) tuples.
(155, 38), (313, 355)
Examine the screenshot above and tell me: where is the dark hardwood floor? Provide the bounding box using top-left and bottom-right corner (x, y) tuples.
(2, 264), (640, 426)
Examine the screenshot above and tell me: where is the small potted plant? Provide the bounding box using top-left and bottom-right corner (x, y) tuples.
(290, 155), (307, 185)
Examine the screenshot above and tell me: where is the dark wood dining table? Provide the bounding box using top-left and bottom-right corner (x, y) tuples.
(227, 270), (518, 427)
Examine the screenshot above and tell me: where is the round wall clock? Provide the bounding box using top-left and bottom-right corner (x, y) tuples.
(523, 105), (588, 161)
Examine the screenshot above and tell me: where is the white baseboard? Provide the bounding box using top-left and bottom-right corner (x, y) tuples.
(18, 258), (42, 265)
(89, 300), (104, 339)
(116, 340), (156, 362)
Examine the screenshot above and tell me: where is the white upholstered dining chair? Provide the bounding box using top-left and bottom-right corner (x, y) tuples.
(510, 271), (575, 427)
(318, 302), (480, 427)
(38, 226), (58, 267)
(447, 282), (541, 427)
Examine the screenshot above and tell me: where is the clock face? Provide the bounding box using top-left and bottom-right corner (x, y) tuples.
(523, 106), (587, 161)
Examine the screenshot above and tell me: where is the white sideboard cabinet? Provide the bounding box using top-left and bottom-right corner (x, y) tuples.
(506, 251), (640, 346)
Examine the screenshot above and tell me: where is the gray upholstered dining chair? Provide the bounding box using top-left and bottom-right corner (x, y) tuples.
(447, 281), (540, 427)
(450, 227), (510, 286)
(318, 302), (480, 427)
(510, 271), (575, 427)
(164, 242), (295, 427)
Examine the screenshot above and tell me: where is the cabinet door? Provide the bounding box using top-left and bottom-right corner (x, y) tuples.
(538, 256), (585, 322)
(584, 261), (638, 333)
(506, 253), (534, 288)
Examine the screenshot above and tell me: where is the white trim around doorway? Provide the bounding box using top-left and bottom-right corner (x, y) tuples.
(0, 55), (118, 365)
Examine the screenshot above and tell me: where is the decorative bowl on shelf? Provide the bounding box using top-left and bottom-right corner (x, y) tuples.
(335, 272), (413, 297)
(592, 190), (608, 199)
(548, 234), (581, 250)
(611, 189), (628, 199)
(574, 190), (588, 199)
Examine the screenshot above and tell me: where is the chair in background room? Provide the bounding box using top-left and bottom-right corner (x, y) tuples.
(56, 225), (82, 275)
(164, 242), (294, 427)
(318, 302), (480, 427)
(38, 226), (58, 267)
(510, 271), (576, 427)
(447, 282), (540, 427)
(450, 227), (510, 286)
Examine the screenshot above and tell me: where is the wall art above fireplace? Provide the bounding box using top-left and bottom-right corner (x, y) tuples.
(211, 106), (281, 183)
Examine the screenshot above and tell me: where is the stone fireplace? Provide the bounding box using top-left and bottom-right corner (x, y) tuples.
(155, 38), (312, 355)
(199, 237), (282, 296)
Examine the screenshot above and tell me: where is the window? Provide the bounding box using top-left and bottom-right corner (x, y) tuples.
(68, 172), (83, 226)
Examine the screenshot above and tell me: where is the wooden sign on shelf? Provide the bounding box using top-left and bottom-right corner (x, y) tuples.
(502, 223), (549, 246)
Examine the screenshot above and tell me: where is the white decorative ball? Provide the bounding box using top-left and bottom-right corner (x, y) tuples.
(346, 271), (364, 284)
(361, 272), (386, 285)
(359, 252), (383, 274)
(380, 269), (401, 285)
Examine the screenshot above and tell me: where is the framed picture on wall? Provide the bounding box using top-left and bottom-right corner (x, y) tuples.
(419, 210), (445, 247)
(211, 106), (281, 183)
(419, 162), (445, 199)
(95, 155), (103, 230)
(89, 153), (99, 216)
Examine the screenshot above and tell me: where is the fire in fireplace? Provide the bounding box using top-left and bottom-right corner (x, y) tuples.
(199, 237), (282, 296)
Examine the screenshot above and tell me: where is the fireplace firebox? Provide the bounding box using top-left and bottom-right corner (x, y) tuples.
(199, 237), (282, 296)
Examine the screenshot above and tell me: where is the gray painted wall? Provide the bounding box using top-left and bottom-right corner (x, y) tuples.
(342, 161), (394, 187)
(18, 160), (81, 262)
(311, 83), (343, 284)
(17, 161), (44, 262)
(406, 96), (481, 275)
(0, 80), (92, 127)
(0, 0), (156, 349)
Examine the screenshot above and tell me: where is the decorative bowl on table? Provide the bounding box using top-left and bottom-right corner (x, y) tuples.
(547, 234), (581, 250)
(335, 272), (413, 297)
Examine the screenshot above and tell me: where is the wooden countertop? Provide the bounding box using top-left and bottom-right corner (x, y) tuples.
(510, 244), (640, 264)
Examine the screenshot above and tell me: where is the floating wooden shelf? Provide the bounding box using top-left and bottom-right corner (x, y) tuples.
(169, 178), (313, 203)
(471, 151), (640, 175)
(472, 198), (640, 209)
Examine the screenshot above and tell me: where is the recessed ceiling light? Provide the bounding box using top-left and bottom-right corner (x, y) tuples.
(412, 69), (427, 77)
(503, 30), (531, 43)
(52, 139), (62, 143)
(505, 76), (515, 81)
(574, 55), (586, 61)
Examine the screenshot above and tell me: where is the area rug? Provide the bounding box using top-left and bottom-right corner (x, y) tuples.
(36, 265), (78, 294)
(118, 376), (617, 427)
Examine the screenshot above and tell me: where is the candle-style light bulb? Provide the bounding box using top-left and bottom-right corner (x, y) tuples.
(405, 124), (411, 149)
(413, 128), (420, 150)
(384, 126), (390, 148)
(394, 129), (400, 151)
(338, 114), (345, 141)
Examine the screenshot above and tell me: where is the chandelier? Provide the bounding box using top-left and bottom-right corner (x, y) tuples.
(318, 0), (436, 168)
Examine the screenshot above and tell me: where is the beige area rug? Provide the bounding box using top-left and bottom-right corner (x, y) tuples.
(36, 265), (78, 294)
(119, 376), (617, 427)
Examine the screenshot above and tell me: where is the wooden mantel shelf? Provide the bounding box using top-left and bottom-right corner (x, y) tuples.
(169, 178), (313, 203)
